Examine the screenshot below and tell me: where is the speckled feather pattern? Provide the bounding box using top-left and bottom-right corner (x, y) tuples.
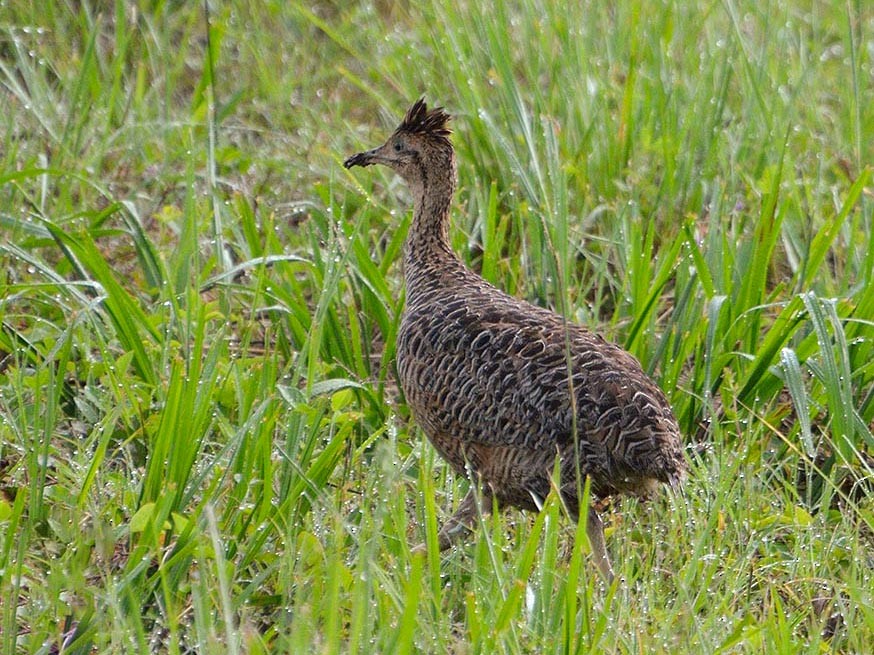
(345, 99), (686, 574)
(398, 255), (685, 511)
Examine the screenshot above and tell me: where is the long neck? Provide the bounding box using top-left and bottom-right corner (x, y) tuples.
(403, 158), (460, 283)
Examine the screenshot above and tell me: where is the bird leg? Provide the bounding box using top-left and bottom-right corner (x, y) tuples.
(560, 478), (615, 583)
(413, 487), (491, 553)
(585, 505), (615, 583)
(414, 486), (614, 584)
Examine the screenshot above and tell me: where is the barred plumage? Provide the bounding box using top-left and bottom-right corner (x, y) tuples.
(345, 98), (686, 581)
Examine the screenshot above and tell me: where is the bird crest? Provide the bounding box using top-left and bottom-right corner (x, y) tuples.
(397, 98), (452, 142)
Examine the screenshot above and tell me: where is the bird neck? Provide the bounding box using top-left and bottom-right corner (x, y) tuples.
(403, 164), (459, 283)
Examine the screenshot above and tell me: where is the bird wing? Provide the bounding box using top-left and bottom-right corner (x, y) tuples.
(400, 296), (670, 459)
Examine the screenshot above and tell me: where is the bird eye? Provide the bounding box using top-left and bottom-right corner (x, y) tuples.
(393, 141), (403, 152)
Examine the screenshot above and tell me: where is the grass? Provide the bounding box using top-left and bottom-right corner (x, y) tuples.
(1, 0), (872, 652)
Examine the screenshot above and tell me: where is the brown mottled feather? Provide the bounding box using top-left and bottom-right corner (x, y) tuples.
(345, 99), (686, 581)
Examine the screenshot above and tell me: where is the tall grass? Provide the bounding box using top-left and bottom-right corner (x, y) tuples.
(1, 0), (872, 652)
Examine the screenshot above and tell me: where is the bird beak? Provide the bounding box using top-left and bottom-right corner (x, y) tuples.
(344, 147), (383, 169)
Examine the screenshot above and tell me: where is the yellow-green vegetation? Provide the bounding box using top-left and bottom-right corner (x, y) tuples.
(1, 1), (872, 653)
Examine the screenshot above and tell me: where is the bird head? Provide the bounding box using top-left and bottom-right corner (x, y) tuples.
(344, 98), (454, 194)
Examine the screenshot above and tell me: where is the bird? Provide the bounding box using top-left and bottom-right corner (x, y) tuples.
(344, 98), (686, 581)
